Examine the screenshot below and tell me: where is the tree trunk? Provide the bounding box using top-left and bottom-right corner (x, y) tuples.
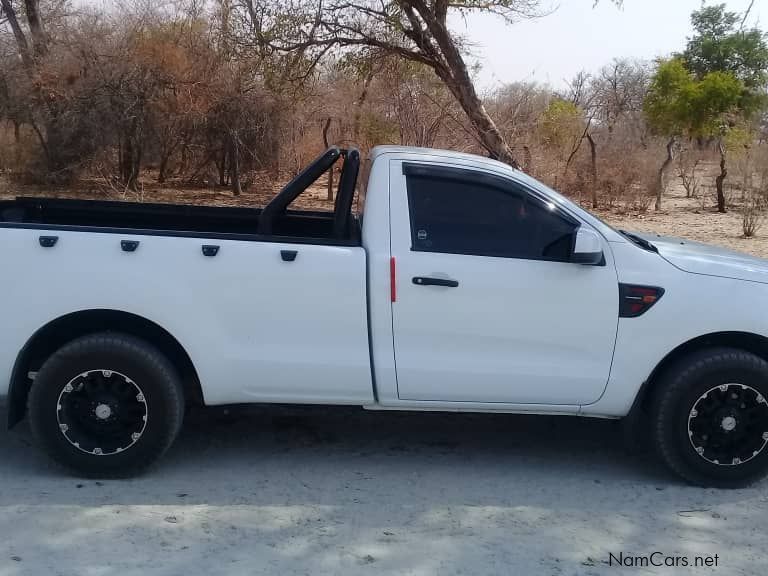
(131, 142), (142, 191)
(217, 147), (227, 186)
(229, 131), (241, 196)
(13, 120), (21, 167)
(120, 130), (141, 191)
(177, 142), (189, 176)
(158, 138), (180, 183)
(158, 155), (169, 184)
(118, 140), (124, 183)
(742, 146), (751, 197)
(322, 117), (334, 201)
(121, 137), (132, 185)
(24, 0), (48, 57)
(655, 137), (676, 211)
(522, 145), (533, 174)
(715, 139), (728, 214)
(437, 66), (518, 167)
(0, 0), (33, 68)
(420, 12), (518, 168)
(587, 133), (598, 209)
(125, 140), (140, 191)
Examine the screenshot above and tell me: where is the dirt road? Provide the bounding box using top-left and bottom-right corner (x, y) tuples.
(1, 404), (766, 576)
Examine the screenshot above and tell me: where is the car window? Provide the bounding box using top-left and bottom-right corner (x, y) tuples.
(404, 164), (578, 262)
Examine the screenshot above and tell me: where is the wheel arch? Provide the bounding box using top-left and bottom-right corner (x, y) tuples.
(7, 309), (203, 429)
(636, 331), (768, 415)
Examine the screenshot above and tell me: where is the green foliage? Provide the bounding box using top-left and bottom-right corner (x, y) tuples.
(646, 1), (768, 143)
(645, 58), (745, 139)
(539, 99), (583, 150)
(643, 59), (695, 136)
(692, 71), (745, 136)
(682, 3), (768, 89)
(723, 122), (753, 152)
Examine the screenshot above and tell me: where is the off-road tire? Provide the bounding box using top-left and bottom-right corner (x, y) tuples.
(28, 333), (184, 477)
(652, 347), (768, 488)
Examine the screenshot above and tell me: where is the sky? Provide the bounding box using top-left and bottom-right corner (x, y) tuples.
(73, 0), (766, 91)
(454, 0), (767, 91)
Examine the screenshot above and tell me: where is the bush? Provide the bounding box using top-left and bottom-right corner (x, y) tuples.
(741, 192), (766, 238)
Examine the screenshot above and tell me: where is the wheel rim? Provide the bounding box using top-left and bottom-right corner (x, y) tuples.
(688, 383), (768, 466)
(56, 370), (148, 456)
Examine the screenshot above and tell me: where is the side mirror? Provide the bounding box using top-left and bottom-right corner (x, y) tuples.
(572, 227), (605, 266)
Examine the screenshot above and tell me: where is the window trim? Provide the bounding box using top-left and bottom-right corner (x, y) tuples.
(402, 162), (580, 262)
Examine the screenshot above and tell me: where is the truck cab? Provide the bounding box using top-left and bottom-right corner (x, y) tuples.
(366, 146), (620, 410)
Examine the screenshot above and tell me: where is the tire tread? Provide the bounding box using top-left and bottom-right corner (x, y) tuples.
(27, 332), (184, 478)
(653, 347), (768, 488)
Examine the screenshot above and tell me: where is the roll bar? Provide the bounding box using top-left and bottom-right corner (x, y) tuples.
(333, 148), (360, 238)
(258, 146), (360, 240)
(258, 146), (341, 235)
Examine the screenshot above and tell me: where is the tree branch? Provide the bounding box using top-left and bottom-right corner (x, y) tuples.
(740, 0), (755, 30)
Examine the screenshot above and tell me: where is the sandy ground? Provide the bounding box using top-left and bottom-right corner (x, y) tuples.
(597, 184), (768, 259)
(1, 404), (766, 576)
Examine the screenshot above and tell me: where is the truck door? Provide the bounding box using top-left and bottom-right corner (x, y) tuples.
(389, 160), (619, 405)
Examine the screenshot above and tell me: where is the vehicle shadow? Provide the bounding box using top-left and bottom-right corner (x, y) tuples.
(2, 403), (679, 504)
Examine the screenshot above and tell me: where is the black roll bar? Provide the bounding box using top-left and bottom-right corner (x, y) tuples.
(258, 146), (342, 235)
(258, 145), (360, 240)
(333, 148), (360, 238)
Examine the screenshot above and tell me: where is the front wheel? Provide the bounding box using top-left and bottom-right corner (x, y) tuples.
(653, 348), (768, 488)
(28, 333), (185, 477)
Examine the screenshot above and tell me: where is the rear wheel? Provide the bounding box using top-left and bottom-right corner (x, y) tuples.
(28, 333), (184, 477)
(653, 348), (768, 488)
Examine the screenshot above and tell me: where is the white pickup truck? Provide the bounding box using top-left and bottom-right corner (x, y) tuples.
(2, 145), (768, 487)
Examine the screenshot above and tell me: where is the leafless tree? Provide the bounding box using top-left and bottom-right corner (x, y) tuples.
(226, 0), (563, 168)
(676, 145), (701, 198)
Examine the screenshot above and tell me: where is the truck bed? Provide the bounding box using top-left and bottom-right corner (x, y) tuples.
(0, 197), (360, 245)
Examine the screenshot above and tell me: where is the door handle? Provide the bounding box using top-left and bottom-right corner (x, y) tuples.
(412, 276), (459, 288)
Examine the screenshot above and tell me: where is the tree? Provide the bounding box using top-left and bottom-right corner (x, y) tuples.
(486, 80), (550, 172)
(0, 0), (58, 174)
(227, 1), (621, 168)
(563, 60), (650, 208)
(683, 3), (768, 90)
(589, 59), (649, 138)
(645, 5), (766, 213)
(226, 1), (532, 166)
(0, 0), (48, 68)
(1, 0), (115, 182)
(681, 4), (767, 213)
(539, 99), (584, 167)
(644, 59), (745, 212)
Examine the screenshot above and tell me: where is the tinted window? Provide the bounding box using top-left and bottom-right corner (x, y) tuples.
(405, 166), (577, 261)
